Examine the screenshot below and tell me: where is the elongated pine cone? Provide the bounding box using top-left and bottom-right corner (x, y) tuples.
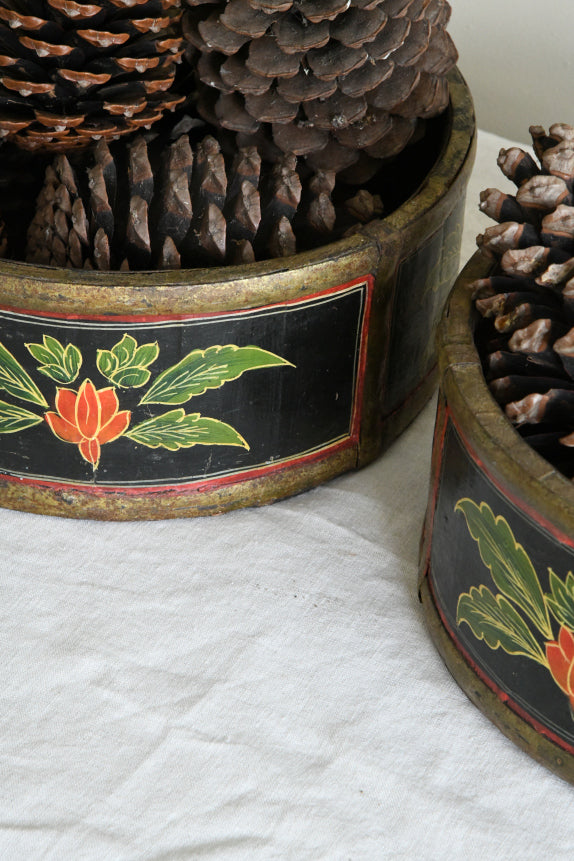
(0, 0), (186, 152)
(473, 122), (574, 478)
(25, 130), (383, 269)
(183, 0), (457, 173)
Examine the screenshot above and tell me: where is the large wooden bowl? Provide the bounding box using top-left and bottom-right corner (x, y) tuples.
(0, 70), (475, 520)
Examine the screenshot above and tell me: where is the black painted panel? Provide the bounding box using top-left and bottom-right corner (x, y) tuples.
(0, 280), (369, 487)
(430, 420), (574, 751)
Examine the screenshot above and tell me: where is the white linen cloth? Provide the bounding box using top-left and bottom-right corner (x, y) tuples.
(1, 131), (572, 860)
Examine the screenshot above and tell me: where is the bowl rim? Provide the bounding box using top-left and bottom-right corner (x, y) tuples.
(0, 68), (476, 316)
(439, 250), (574, 540)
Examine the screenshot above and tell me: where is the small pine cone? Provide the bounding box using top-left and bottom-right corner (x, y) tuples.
(25, 131), (376, 270)
(0, 0), (187, 152)
(183, 0), (457, 171)
(477, 122), (574, 262)
(472, 123), (574, 479)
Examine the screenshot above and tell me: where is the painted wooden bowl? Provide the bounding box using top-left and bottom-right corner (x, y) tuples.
(0, 70), (475, 520)
(420, 251), (574, 783)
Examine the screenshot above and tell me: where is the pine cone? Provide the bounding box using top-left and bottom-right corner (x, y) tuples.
(25, 129), (381, 269)
(183, 0), (457, 173)
(0, 0), (186, 152)
(472, 123), (574, 478)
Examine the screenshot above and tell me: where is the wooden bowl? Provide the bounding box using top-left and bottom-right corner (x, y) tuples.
(0, 70), (475, 520)
(420, 251), (574, 783)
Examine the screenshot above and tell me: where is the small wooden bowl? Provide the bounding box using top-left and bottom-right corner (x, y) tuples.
(0, 70), (475, 520)
(420, 251), (574, 783)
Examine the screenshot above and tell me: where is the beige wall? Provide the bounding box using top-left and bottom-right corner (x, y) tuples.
(448, 0), (573, 143)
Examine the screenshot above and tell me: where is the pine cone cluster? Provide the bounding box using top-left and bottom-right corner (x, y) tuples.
(0, 0), (458, 271)
(473, 123), (574, 477)
(0, 0), (186, 152)
(184, 0), (457, 173)
(25, 129), (382, 270)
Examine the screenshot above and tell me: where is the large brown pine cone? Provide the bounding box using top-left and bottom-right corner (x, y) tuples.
(183, 0), (457, 173)
(472, 123), (574, 478)
(0, 0), (186, 152)
(25, 129), (382, 270)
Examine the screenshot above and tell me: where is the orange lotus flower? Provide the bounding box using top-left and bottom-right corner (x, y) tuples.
(546, 626), (574, 707)
(45, 379), (130, 468)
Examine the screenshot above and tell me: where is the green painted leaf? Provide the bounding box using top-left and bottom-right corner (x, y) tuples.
(0, 399), (43, 433)
(134, 343), (159, 367)
(37, 364), (74, 384)
(97, 334), (159, 388)
(0, 341), (47, 407)
(546, 569), (574, 631)
(97, 350), (116, 378)
(140, 344), (293, 405)
(43, 335), (64, 357)
(27, 343), (55, 365)
(457, 585), (548, 666)
(126, 409), (249, 451)
(113, 333), (137, 365)
(64, 344), (82, 380)
(456, 498), (553, 639)
(26, 336), (81, 384)
(109, 367), (152, 388)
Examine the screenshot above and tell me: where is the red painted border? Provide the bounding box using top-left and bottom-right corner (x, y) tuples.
(424, 406), (574, 756)
(419, 396), (448, 576)
(0, 276), (373, 495)
(1, 433), (355, 498)
(427, 572), (574, 757)
(449, 409), (574, 551)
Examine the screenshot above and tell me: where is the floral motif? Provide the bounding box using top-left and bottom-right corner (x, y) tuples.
(546, 627), (574, 709)
(44, 380), (130, 468)
(456, 498), (574, 718)
(0, 333), (293, 469)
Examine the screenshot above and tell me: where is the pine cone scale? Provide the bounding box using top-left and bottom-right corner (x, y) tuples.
(244, 90), (297, 123)
(220, 1), (274, 37)
(305, 92), (368, 131)
(197, 15), (249, 53)
(308, 43), (368, 81)
(338, 58), (394, 98)
(273, 17), (330, 53)
(370, 66), (420, 110)
(297, 0), (351, 23)
(246, 36), (302, 77)
(366, 18), (411, 60)
(330, 7), (388, 48)
(215, 92), (260, 131)
(276, 70), (337, 103)
(219, 54), (270, 95)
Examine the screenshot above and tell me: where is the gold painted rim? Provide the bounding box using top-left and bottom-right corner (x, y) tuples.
(0, 446), (357, 521)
